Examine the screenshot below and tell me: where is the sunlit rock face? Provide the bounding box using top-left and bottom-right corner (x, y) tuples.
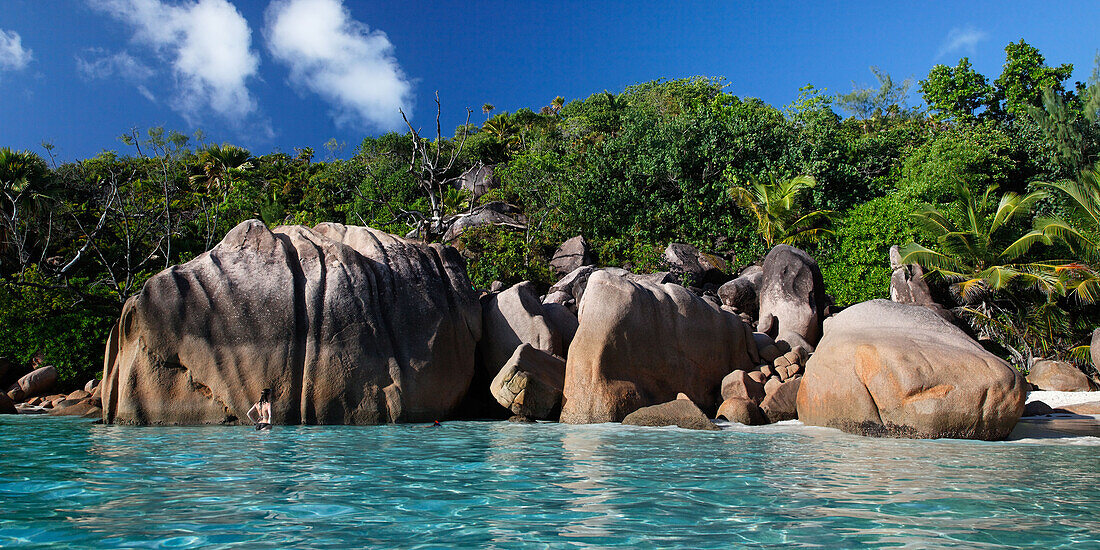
(560, 271), (755, 424)
(101, 220), (481, 425)
(797, 300), (1026, 440)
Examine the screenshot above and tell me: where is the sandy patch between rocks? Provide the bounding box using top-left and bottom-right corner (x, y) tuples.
(1027, 391), (1100, 408)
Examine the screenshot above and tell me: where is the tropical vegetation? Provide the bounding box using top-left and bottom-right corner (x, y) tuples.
(2, 39), (1099, 387)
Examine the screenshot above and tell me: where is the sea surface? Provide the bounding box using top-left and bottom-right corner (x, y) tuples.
(0, 416), (1097, 549)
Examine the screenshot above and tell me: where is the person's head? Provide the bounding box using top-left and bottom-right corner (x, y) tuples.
(260, 388), (272, 404)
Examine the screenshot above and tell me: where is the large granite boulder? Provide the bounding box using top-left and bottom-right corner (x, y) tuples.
(549, 235), (595, 278)
(560, 271), (755, 423)
(13, 366), (57, 399)
(101, 220), (482, 425)
(479, 282), (562, 379)
(796, 300), (1026, 440)
(490, 344), (566, 419)
(662, 243), (728, 287)
(621, 394), (719, 431)
(756, 245), (827, 350)
(1026, 360), (1096, 392)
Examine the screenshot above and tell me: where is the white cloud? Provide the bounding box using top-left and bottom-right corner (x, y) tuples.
(77, 49), (156, 82)
(265, 0), (413, 130)
(91, 0), (261, 122)
(936, 26), (988, 60)
(0, 29), (33, 71)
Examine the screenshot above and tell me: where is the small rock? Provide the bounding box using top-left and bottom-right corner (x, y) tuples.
(549, 235), (596, 278)
(1026, 360), (1096, 392)
(67, 389), (91, 401)
(1022, 401), (1053, 417)
(763, 377), (782, 396)
(716, 398), (767, 425)
(720, 370), (765, 404)
(16, 366), (58, 399)
(489, 344), (566, 420)
(84, 379), (98, 393)
(490, 280), (505, 292)
(776, 366), (789, 382)
(747, 371), (767, 385)
(773, 356), (791, 369)
(621, 398), (720, 431)
(760, 377), (801, 423)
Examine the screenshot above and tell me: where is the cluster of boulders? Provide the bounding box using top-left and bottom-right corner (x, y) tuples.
(86, 220), (1044, 440)
(0, 361), (103, 418)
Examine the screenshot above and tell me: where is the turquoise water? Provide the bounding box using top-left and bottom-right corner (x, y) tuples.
(0, 417), (1097, 549)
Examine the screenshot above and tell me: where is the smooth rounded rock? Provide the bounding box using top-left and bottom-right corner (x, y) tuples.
(560, 271), (755, 423)
(717, 398), (767, 425)
(1026, 360), (1095, 392)
(621, 396), (720, 431)
(796, 300), (1026, 440)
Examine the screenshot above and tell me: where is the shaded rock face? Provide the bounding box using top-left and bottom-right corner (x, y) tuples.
(1026, 360), (1096, 392)
(478, 282), (562, 379)
(101, 220), (482, 425)
(441, 202), (527, 243)
(621, 395), (719, 431)
(662, 243), (728, 287)
(453, 163), (496, 200)
(797, 300), (1026, 440)
(490, 344), (566, 420)
(721, 370), (765, 405)
(760, 377), (801, 423)
(560, 271), (755, 424)
(549, 236), (595, 278)
(541, 303), (579, 353)
(0, 391), (15, 415)
(718, 270), (762, 317)
(756, 245), (827, 351)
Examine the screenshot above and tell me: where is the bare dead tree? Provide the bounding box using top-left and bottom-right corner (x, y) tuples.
(399, 91), (473, 239)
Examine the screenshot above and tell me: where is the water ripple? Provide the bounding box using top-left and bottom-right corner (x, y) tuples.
(0, 417), (1096, 548)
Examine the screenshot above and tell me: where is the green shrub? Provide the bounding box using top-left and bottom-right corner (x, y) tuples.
(460, 227), (553, 290)
(820, 195), (920, 305)
(0, 268), (115, 388)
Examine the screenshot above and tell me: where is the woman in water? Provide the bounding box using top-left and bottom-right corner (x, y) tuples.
(247, 388), (273, 430)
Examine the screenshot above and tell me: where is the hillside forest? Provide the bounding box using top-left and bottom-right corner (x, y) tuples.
(2, 39), (1100, 387)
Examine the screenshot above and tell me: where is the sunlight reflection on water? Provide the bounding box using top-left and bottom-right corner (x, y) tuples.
(0, 416), (1096, 548)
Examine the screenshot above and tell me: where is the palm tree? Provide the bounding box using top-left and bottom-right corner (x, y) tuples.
(899, 183), (1070, 368)
(482, 114), (522, 153)
(898, 183), (1057, 304)
(482, 103), (495, 121)
(0, 148), (50, 271)
(190, 144), (253, 193)
(728, 173), (834, 248)
(551, 96), (565, 114)
(1023, 168), (1100, 303)
(190, 144), (253, 247)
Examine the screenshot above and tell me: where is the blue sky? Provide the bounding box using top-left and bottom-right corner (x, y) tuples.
(1, 0), (1097, 162)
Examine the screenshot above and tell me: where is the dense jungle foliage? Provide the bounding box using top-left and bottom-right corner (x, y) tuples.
(2, 39), (1099, 387)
